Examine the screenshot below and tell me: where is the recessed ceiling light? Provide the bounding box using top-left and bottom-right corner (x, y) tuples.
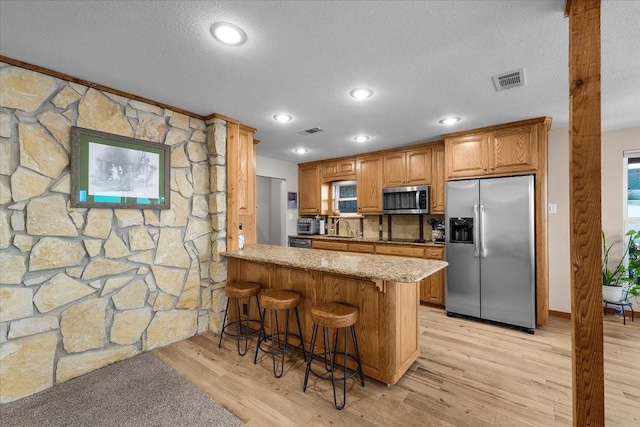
(210, 22), (247, 46)
(273, 113), (293, 122)
(439, 117), (461, 125)
(349, 87), (374, 99)
(293, 148), (309, 154)
(354, 135), (370, 142)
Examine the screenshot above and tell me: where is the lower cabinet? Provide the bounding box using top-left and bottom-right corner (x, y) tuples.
(421, 247), (446, 306)
(310, 239), (446, 307)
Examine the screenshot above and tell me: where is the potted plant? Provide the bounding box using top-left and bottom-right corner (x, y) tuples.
(602, 229), (640, 302)
(626, 237), (640, 307)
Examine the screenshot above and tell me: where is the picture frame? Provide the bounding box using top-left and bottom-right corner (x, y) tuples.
(287, 192), (297, 209)
(70, 126), (170, 209)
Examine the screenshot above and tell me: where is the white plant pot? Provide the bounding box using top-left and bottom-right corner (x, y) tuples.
(602, 285), (624, 303)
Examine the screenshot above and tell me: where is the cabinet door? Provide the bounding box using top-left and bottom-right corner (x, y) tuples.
(488, 125), (538, 174)
(426, 270), (446, 305)
(322, 157), (356, 181)
(421, 247), (446, 305)
(227, 123), (257, 250)
(237, 127), (255, 217)
(405, 147), (432, 186)
(298, 163), (321, 214)
(445, 133), (488, 179)
(356, 155), (383, 214)
(431, 143), (445, 214)
(382, 152), (406, 187)
(383, 148), (431, 187)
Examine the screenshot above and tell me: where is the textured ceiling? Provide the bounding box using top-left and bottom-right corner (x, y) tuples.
(1, 1), (638, 163)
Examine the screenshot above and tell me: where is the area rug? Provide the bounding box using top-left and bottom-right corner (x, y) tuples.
(0, 352), (245, 427)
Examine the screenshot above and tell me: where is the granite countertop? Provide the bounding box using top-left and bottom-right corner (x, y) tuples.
(222, 244), (448, 283)
(290, 234), (445, 247)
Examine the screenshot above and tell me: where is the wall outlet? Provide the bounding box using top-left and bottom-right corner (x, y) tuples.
(242, 303), (248, 316)
(548, 203), (557, 214)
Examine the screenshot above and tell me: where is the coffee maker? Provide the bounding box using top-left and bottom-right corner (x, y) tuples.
(427, 218), (446, 243)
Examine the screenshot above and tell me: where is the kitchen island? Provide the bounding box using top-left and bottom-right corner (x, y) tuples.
(221, 244), (447, 385)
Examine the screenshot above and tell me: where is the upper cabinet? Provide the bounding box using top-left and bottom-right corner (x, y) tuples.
(224, 119), (258, 250)
(322, 157), (356, 182)
(430, 142), (445, 214)
(444, 133), (488, 179)
(444, 118), (549, 180)
(356, 154), (383, 214)
(298, 162), (322, 215)
(383, 147), (432, 188)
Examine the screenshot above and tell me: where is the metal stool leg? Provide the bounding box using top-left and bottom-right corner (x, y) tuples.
(325, 326), (348, 410)
(350, 325), (365, 387)
(218, 298), (230, 349)
(294, 307), (307, 360)
(270, 309), (287, 378)
(253, 307), (268, 364)
(303, 324), (319, 392)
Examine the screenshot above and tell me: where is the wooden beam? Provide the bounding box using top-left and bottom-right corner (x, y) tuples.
(568, 1), (604, 426)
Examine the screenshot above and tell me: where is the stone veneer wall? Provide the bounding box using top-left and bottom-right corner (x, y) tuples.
(0, 63), (229, 403)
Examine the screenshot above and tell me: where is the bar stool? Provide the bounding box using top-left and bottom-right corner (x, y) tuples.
(303, 302), (365, 410)
(253, 289), (306, 378)
(218, 281), (262, 356)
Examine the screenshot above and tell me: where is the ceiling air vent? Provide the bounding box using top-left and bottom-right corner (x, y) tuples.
(492, 68), (526, 91)
(297, 127), (325, 136)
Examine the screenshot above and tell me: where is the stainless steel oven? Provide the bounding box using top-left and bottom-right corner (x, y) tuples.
(288, 236), (312, 249)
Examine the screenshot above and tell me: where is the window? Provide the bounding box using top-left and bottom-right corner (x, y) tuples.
(624, 150), (640, 236)
(333, 181), (357, 214)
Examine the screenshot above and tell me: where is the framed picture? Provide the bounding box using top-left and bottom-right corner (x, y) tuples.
(287, 192), (297, 209)
(70, 127), (170, 209)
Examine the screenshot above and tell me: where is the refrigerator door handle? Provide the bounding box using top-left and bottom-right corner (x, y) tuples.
(473, 204), (479, 258)
(480, 204), (486, 258)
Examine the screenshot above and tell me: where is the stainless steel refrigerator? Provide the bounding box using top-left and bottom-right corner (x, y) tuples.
(445, 175), (536, 333)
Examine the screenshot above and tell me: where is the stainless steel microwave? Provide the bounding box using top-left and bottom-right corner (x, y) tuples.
(382, 185), (430, 214)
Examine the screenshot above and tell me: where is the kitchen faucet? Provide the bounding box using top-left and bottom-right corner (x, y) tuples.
(334, 218), (351, 237)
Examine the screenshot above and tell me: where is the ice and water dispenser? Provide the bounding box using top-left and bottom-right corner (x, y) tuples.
(449, 218), (474, 243)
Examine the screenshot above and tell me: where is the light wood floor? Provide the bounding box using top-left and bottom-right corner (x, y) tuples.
(155, 306), (640, 426)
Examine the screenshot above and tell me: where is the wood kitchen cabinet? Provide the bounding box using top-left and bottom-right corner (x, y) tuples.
(383, 147), (432, 188)
(443, 116), (552, 325)
(375, 244), (425, 258)
(444, 119), (542, 180)
(356, 154), (383, 214)
(310, 237), (446, 307)
(444, 132), (488, 179)
(298, 162), (322, 215)
(421, 247), (446, 306)
(322, 157), (356, 182)
(312, 240), (348, 251)
(430, 142), (445, 214)
(223, 117), (257, 250)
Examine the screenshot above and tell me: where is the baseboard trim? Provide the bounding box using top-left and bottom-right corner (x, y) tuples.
(549, 310), (571, 319)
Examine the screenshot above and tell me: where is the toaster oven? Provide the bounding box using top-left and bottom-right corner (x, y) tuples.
(297, 218), (319, 235)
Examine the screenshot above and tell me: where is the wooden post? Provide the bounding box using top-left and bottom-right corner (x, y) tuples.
(567, 0), (604, 425)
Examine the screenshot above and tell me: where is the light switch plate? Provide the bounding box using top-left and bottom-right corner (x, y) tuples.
(548, 203), (557, 214)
